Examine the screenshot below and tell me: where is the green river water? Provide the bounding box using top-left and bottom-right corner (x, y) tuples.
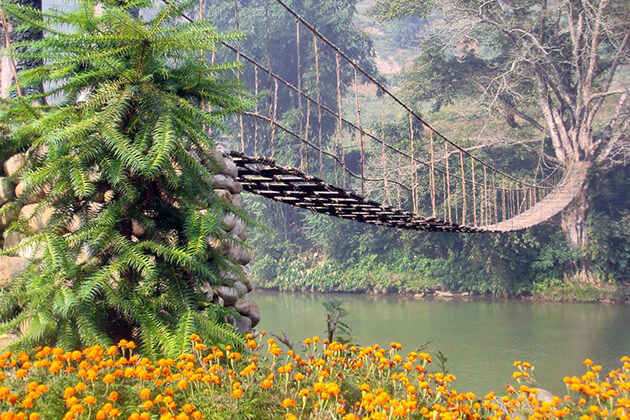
(253, 290), (630, 395)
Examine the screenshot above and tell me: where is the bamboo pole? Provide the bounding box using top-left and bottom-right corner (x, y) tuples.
(429, 130), (436, 218)
(304, 100), (311, 174)
(442, 172), (447, 221)
(483, 165), (490, 225)
(409, 112), (417, 214)
(270, 78), (278, 159)
(354, 68), (365, 197)
(335, 53), (345, 188)
(380, 89), (391, 206)
(445, 142), (452, 222)
(459, 151), (466, 225)
(501, 177), (507, 221)
(313, 34), (323, 178)
(471, 157), (477, 227)
(233, 0), (244, 153)
(254, 66), (259, 155)
(295, 18), (304, 170)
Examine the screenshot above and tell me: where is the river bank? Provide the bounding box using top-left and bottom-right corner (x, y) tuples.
(252, 254), (630, 304)
(256, 283), (630, 304)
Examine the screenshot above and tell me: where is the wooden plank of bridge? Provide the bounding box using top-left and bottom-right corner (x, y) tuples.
(230, 152), (479, 233)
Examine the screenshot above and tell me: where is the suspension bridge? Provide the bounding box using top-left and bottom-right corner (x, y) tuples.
(192, 0), (589, 233)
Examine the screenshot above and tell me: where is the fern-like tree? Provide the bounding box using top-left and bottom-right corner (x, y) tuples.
(0, 0), (248, 356)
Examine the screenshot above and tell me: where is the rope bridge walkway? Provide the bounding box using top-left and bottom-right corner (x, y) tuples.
(189, 0), (587, 233)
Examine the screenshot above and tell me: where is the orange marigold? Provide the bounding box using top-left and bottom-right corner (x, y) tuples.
(281, 398), (296, 408)
(139, 388), (152, 400)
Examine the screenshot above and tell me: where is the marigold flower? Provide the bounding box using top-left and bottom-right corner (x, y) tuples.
(177, 380), (189, 390)
(83, 395), (97, 405)
(108, 391), (119, 402)
(142, 401), (154, 411)
(102, 374), (115, 384)
(139, 388), (151, 400)
(281, 398), (296, 408)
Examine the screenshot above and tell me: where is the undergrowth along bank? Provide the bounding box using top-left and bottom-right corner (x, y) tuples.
(252, 253), (630, 303)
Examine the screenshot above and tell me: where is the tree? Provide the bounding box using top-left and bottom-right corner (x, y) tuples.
(0, 0), (246, 356)
(371, 0), (630, 252)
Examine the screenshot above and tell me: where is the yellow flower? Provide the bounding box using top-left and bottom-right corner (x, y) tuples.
(82, 395), (97, 405)
(281, 398), (296, 408)
(139, 388), (151, 400)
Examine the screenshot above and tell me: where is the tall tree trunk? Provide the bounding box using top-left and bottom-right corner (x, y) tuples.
(0, 0), (43, 98)
(561, 184), (589, 250)
(560, 178), (595, 281)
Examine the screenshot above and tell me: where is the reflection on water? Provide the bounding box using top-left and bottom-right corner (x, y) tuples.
(254, 290), (630, 395)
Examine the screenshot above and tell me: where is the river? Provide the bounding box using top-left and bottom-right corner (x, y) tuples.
(253, 290), (630, 395)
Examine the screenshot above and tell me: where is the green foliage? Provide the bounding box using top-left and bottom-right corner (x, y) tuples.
(586, 165), (630, 281)
(323, 300), (353, 344)
(0, 0), (248, 356)
(370, 0), (434, 21)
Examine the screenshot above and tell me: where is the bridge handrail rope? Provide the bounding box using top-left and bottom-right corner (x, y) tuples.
(220, 41), (526, 197)
(242, 111), (412, 192)
(177, 2), (560, 198)
(224, 7), (562, 199)
(221, 44), (449, 179)
(270, 0), (555, 192)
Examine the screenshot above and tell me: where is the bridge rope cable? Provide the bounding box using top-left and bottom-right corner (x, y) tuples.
(214, 19), (558, 203)
(220, 44), (470, 183)
(270, 0), (554, 192)
(242, 111), (413, 193)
